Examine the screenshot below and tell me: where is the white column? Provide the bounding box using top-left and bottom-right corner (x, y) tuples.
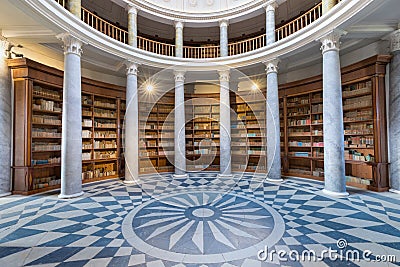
(322, 0), (337, 15)
(174, 71), (187, 177)
(0, 37), (11, 197)
(58, 33), (84, 199)
(218, 70), (232, 177)
(389, 29), (400, 194)
(175, 21), (184, 58)
(127, 6), (138, 47)
(67, 0), (81, 19)
(124, 62), (139, 184)
(320, 30), (348, 197)
(219, 20), (229, 57)
(265, 59), (282, 182)
(265, 2), (277, 45)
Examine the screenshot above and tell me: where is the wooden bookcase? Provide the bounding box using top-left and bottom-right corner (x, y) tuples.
(279, 55), (390, 191)
(185, 93), (220, 172)
(8, 58), (125, 195)
(231, 91), (267, 173)
(139, 93), (175, 173)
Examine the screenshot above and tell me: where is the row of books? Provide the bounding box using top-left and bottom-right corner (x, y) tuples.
(94, 140), (117, 149)
(93, 108), (117, 118)
(94, 100), (116, 109)
(32, 143), (61, 151)
(33, 86), (61, 100)
(33, 99), (62, 112)
(31, 157), (61, 165)
(32, 115), (61, 125)
(32, 176), (61, 189)
(94, 151), (117, 159)
(32, 128), (61, 138)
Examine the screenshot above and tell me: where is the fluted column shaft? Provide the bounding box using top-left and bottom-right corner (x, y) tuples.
(67, 0), (81, 19)
(265, 60), (282, 181)
(0, 37), (11, 197)
(265, 3), (277, 45)
(124, 62), (139, 184)
(320, 31), (348, 197)
(58, 33), (83, 198)
(175, 21), (184, 58)
(219, 20), (229, 57)
(389, 29), (400, 194)
(174, 71), (187, 177)
(219, 71), (232, 177)
(127, 6), (138, 47)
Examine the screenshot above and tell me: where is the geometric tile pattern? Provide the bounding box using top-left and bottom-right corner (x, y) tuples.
(0, 172), (399, 266)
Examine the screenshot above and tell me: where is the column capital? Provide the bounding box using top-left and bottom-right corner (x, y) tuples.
(263, 0), (278, 12)
(219, 70), (230, 82)
(219, 19), (229, 28)
(126, 4), (138, 15)
(0, 36), (10, 58)
(390, 29), (400, 53)
(57, 33), (83, 56)
(174, 71), (185, 82)
(174, 20), (185, 29)
(263, 58), (280, 74)
(125, 60), (139, 76)
(319, 30), (347, 54)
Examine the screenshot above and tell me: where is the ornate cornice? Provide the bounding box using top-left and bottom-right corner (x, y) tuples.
(174, 71), (185, 82)
(390, 29), (400, 53)
(57, 33), (83, 56)
(125, 60), (139, 76)
(219, 70), (230, 82)
(264, 58), (279, 74)
(319, 30), (347, 54)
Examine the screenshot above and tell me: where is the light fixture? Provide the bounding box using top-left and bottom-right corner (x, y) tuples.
(251, 84), (258, 91)
(146, 84), (154, 92)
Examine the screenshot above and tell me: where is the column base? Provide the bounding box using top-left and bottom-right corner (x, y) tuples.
(217, 174), (233, 178)
(389, 188), (400, 194)
(58, 191), (84, 199)
(173, 174), (189, 178)
(0, 192), (11, 198)
(266, 177), (284, 183)
(124, 179), (138, 185)
(322, 189), (349, 198)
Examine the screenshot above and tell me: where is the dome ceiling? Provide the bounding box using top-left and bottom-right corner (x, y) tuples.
(139, 0), (256, 14)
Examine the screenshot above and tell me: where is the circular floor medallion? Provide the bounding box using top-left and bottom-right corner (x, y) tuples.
(122, 191), (285, 264)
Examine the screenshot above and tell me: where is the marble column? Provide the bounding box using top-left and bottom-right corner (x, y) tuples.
(265, 59), (282, 182)
(320, 30), (348, 197)
(174, 71), (187, 177)
(389, 29), (400, 194)
(175, 21), (184, 58)
(58, 33), (84, 198)
(124, 62), (139, 184)
(218, 70), (232, 177)
(219, 20), (229, 57)
(0, 37), (11, 197)
(127, 6), (137, 47)
(322, 0), (337, 14)
(265, 2), (277, 45)
(67, 0), (81, 19)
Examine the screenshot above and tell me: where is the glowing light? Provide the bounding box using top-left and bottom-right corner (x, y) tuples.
(146, 84), (154, 92)
(251, 84), (258, 91)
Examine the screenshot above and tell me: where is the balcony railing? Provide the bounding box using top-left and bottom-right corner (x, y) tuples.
(55, 0), (325, 58)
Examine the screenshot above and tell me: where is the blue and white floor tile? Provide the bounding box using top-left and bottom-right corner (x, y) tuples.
(0, 173), (400, 266)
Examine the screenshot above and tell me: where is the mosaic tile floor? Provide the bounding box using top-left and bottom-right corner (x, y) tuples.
(0, 173), (400, 266)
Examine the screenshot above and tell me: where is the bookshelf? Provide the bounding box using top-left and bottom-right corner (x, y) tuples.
(231, 91), (267, 173)
(9, 58), (126, 195)
(139, 93), (175, 173)
(185, 94), (220, 172)
(279, 55), (390, 191)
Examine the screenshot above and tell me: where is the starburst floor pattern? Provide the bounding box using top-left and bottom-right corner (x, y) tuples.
(0, 173), (400, 266)
(122, 191), (285, 263)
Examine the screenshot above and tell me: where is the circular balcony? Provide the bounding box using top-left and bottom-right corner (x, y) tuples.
(56, 0), (324, 59)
